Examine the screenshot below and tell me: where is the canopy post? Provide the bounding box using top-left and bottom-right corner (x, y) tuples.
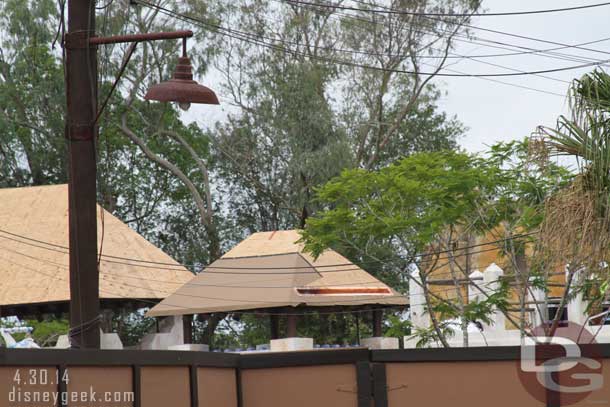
(372, 309), (383, 337)
(356, 312), (361, 345)
(270, 314), (280, 339)
(183, 314), (193, 343)
(286, 313), (298, 337)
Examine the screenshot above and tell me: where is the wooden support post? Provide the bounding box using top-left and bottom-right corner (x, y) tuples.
(66, 0), (100, 349)
(286, 314), (297, 338)
(355, 313), (361, 345)
(183, 314), (193, 344)
(270, 314), (280, 340)
(372, 309), (383, 337)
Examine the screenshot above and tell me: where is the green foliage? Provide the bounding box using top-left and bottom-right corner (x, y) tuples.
(477, 139), (572, 236)
(0, 0), (66, 186)
(302, 150), (497, 258)
(408, 323), (455, 348)
(539, 70), (610, 197)
(0, 317), (68, 347)
(26, 318), (69, 346)
(113, 310), (156, 347)
(384, 314), (412, 338)
(301, 141), (571, 344)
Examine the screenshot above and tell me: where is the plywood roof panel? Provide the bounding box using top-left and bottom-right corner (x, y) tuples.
(0, 184), (193, 308)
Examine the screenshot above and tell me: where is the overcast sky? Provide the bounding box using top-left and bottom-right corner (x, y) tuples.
(437, 0), (609, 153)
(186, 0), (610, 155)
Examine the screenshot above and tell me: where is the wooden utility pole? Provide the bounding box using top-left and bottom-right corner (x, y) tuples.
(63, 0), (213, 349)
(66, 0), (100, 349)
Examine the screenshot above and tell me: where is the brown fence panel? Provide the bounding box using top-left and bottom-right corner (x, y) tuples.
(0, 367), (58, 407)
(238, 349), (370, 407)
(7, 346), (610, 407)
(384, 361), (543, 407)
(0, 349), (239, 407)
(197, 367), (237, 407)
(241, 364), (358, 407)
(66, 367), (133, 407)
(140, 367), (190, 407)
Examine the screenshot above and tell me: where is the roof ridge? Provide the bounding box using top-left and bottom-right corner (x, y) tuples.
(296, 252), (323, 277)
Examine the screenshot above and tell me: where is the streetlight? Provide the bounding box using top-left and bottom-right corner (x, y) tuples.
(145, 38), (219, 110)
(65, 0), (218, 350)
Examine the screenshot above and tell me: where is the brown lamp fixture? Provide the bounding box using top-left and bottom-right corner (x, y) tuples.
(144, 37), (219, 110)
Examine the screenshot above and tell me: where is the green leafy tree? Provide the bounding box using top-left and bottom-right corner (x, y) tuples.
(0, 0), (66, 187)
(301, 150), (501, 345)
(301, 143), (571, 346)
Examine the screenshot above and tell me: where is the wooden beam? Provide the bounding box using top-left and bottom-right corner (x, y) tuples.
(270, 314), (280, 340)
(286, 314), (297, 337)
(183, 314), (193, 344)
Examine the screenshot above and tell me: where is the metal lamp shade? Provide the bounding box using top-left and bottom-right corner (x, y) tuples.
(144, 56), (219, 105)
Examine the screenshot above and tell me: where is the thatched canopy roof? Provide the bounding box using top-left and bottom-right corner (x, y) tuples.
(148, 230), (407, 317)
(0, 184), (194, 316)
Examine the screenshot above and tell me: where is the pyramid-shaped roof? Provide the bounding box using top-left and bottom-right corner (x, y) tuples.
(148, 230), (407, 316)
(0, 184), (194, 314)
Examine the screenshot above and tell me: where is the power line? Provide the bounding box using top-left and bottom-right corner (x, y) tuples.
(232, 1), (574, 83)
(0, 255), (414, 316)
(259, 0), (610, 66)
(283, 0), (610, 17)
(0, 250), (408, 307)
(0, 227), (538, 272)
(291, 0), (610, 60)
(0, 242), (500, 287)
(417, 60), (565, 97)
(327, 2), (610, 65)
(232, 0), (610, 66)
(134, 0), (610, 78)
(1, 246), (500, 312)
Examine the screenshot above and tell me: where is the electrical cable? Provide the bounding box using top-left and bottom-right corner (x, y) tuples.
(286, 0), (610, 57)
(0, 242), (497, 287)
(282, 0), (610, 66)
(0, 249), (493, 313)
(133, 0), (610, 78)
(282, 0), (610, 17)
(0, 227), (538, 271)
(130, 1), (587, 97)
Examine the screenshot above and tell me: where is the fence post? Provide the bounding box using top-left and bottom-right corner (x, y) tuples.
(189, 365), (199, 407)
(133, 365), (141, 407)
(356, 361), (372, 407)
(58, 365), (68, 407)
(236, 365), (243, 407)
(372, 363), (388, 407)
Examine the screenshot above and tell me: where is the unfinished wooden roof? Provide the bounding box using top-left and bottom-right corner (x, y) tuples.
(148, 230), (407, 316)
(0, 184), (194, 312)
